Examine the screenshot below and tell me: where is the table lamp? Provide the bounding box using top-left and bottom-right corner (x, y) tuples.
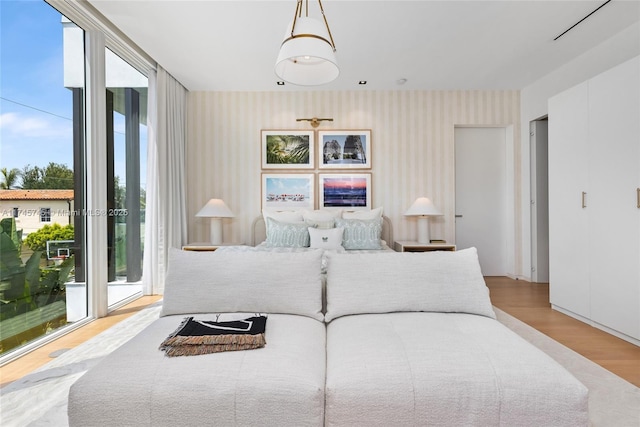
(404, 197), (443, 244)
(196, 199), (235, 245)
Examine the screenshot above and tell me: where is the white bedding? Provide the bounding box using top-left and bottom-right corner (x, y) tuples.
(215, 243), (394, 275)
(325, 312), (589, 427)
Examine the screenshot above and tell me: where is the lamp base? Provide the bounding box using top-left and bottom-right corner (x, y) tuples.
(416, 216), (431, 244)
(209, 218), (223, 245)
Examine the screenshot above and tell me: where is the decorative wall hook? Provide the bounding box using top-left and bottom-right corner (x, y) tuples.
(296, 117), (333, 128)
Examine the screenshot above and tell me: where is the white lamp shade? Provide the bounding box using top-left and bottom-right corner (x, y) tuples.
(404, 197), (443, 217)
(405, 197), (442, 244)
(195, 199), (234, 218)
(275, 17), (339, 86)
(196, 199), (234, 245)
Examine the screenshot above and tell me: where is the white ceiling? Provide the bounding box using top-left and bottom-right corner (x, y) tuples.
(87, 0), (640, 92)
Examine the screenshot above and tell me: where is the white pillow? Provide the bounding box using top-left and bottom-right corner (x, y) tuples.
(303, 209), (342, 229)
(162, 248), (324, 321)
(308, 227), (344, 249)
(262, 209), (304, 231)
(342, 206), (383, 220)
(324, 247), (496, 322)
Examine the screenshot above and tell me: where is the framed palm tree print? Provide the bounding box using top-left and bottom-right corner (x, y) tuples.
(261, 130), (314, 169)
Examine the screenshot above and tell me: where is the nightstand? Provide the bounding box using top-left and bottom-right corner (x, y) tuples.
(394, 241), (456, 252)
(182, 243), (242, 251)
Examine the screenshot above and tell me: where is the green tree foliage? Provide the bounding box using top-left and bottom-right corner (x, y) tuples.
(24, 223), (74, 252)
(0, 218), (74, 343)
(113, 175), (146, 212)
(0, 167), (21, 189)
(21, 162), (74, 189)
(266, 135), (310, 164)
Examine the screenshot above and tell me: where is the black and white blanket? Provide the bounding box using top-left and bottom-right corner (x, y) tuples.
(159, 315), (267, 357)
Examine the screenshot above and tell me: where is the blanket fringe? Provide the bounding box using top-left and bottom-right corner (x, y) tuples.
(160, 333), (266, 349)
(162, 342), (265, 357)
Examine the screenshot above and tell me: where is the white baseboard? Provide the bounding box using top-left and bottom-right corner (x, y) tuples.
(551, 305), (640, 347)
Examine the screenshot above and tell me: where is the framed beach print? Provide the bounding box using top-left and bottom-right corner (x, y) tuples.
(261, 130), (314, 169)
(318, 173), (371, 210)
(318, 130), (371, 169)
(261, 173), (315, 210)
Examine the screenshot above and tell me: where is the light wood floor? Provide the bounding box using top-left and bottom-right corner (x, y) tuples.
(0, 295), (162, 387)
(1, 279), (638, 388)
(486, 276), (640, 387)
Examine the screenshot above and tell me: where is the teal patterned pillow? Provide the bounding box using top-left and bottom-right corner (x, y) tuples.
(265, 217), (310, 248)
(335, 217), (383, 250)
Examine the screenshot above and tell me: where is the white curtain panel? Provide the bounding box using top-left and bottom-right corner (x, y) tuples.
(143, 66), (188, 295)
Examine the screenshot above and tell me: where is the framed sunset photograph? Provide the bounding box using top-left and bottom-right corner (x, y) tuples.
(318, 173), (371, 210)
(318, 130), (371, 169)
(261, 173), (315, 210)
(261, 130), (314, 169)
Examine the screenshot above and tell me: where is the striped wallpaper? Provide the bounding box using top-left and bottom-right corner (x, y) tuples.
(186, 90), (522, 275)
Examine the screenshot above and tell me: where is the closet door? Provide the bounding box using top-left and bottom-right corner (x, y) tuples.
(588, 57), (640, 339)
(548, 82), (590, 318)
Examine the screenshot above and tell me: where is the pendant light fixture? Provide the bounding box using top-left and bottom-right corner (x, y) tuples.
(275, 0), (339, 86)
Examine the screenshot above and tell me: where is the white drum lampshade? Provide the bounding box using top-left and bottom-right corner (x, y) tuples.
(195, 199), (235, 245)
(404, 197), (443, 244)
(275, 0), (339, 86)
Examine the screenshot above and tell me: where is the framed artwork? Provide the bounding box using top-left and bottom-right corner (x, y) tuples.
(318, 173), (371, 210)
(318, 130), (371, 169)
(261, 173), (315, 210)
(261, 130), (314, 169)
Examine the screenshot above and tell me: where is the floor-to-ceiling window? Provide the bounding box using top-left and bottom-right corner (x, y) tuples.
(0, 0), (87, 357)
(105, 48), (147, 308)
(0, 0), (152, 363)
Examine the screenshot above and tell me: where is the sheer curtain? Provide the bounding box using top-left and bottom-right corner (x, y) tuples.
(143, 65), (188, 295)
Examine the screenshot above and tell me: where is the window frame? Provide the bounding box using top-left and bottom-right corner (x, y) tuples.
(40, 207), (52, 223)
(0, 0), (156, 366)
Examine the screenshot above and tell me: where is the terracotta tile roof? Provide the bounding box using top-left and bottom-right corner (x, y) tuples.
(0, 189), (74, 200)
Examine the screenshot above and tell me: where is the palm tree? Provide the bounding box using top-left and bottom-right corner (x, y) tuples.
(0, 168), (21, 189)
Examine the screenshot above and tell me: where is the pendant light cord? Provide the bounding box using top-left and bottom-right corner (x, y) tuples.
(288, 0), (336, 51)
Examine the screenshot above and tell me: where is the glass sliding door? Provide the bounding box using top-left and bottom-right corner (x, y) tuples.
(0, 2), (87, 356)
(105, 49), (147, 308)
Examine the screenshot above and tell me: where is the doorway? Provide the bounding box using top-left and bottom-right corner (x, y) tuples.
(530, 118), (549, 283)
(455, 127), (507, 276)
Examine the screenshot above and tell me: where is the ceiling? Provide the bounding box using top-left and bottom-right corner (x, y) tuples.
(87, 0), (640, 92)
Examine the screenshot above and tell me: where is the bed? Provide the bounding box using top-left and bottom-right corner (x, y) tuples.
(249, 211), (394, 247)
(216, 210), (394, 282)
(68, 209), (588, 426)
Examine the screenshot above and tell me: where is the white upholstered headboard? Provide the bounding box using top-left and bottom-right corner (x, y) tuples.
(251, 215), (394, 247)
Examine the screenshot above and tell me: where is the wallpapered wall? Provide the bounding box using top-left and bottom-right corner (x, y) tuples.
(186, 90), (522, 274)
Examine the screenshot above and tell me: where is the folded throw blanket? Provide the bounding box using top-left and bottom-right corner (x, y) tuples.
(159, 315), (267, 357)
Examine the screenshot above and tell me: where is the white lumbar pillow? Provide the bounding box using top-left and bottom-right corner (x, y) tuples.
(308, 227), (344, 249)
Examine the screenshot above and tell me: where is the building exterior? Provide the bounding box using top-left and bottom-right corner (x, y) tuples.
(0, 190), (75, 236)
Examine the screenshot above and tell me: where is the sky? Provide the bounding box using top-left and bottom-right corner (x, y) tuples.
(0, 0), (146, 187)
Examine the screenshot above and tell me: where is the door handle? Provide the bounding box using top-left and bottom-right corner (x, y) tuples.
(455, 215), (463, 218)
(637, 188), (640, 209)
(582, 192), (587, 209)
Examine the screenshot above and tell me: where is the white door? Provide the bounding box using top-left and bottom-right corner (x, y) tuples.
(548, 82), (590, 318)
(587, 57), (640, 339)
(455, 127), (507, 276)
